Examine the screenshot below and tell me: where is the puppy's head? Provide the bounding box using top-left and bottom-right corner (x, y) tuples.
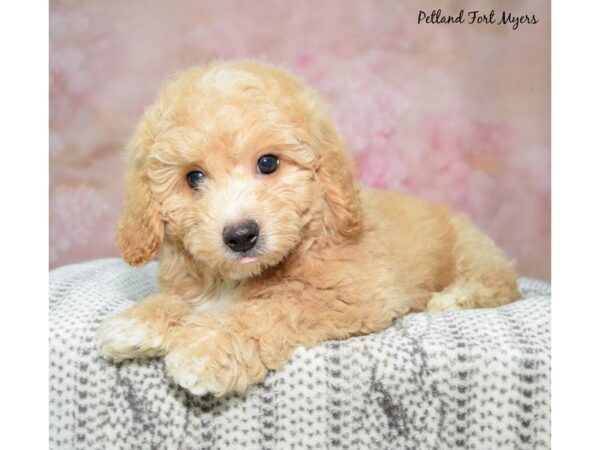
(117, 61), (362, 280)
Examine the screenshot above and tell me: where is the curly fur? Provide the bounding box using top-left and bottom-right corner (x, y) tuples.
(97, 60), (520, 396)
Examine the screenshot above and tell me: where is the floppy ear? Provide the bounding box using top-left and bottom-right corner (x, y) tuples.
(309, 107), (363, 242)
(116, 113), (165, 266)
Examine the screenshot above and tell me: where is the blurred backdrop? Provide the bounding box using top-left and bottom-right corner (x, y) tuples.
(50, 0), (550, 279)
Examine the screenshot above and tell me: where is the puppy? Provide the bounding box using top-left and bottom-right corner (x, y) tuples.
(96, 60), (520, 396)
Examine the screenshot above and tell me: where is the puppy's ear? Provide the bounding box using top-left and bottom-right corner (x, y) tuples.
(309, 106), (363, 242)
(116, 112), (165, 266)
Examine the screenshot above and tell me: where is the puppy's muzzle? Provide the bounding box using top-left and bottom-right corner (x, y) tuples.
(223, 220), (259, 253)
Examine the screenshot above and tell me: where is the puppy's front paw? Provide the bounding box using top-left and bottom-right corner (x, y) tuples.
(164, 328), (267, 396)
(96, 316), (166, 362)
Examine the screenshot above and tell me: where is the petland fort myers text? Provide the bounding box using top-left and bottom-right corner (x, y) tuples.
(418, 9), (539, 30)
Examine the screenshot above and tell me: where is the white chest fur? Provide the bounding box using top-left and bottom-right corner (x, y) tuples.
(193, 279), (244, 313)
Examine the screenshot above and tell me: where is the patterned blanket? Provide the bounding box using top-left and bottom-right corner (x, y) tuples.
(49, 258), (551, 449)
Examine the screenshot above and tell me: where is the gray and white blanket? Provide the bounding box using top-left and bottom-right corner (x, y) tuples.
(49, 258), (550, 449)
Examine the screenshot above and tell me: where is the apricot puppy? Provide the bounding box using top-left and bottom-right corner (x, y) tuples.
(96, 60), (520, 396)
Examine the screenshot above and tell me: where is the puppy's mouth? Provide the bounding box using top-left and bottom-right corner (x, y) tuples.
(230, 246), (263, 265)
(239, 255), (258, 265)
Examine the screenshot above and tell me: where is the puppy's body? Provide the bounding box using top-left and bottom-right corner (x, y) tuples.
(97, 61), (519, 396)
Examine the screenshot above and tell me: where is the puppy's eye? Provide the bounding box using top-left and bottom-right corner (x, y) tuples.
(186, 171), (205, 190)
(256, 154), (279, 175)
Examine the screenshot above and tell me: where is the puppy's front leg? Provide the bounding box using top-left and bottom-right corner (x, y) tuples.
(164, 289), (393, 396)
(96, 293), (192, 362)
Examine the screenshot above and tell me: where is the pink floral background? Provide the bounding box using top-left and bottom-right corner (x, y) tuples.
(50, 0), (550, 279)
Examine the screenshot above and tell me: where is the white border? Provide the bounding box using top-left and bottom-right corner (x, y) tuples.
(553, 0), (600, 448)
(0, 1), (49, 448)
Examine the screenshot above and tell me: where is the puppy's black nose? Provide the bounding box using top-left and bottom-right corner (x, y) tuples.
(223, 220), (259, 253)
